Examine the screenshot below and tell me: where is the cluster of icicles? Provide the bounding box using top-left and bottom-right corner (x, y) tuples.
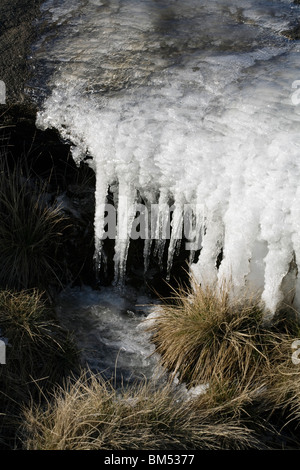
(32, 0), (300, 320)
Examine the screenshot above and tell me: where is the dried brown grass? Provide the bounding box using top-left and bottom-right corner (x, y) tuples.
(21, 369), (261, 450)
(146, 280), (300, 410)
(0, 289), (79, 448)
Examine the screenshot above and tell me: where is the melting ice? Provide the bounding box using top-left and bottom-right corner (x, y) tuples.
(29, 0), (300, 316)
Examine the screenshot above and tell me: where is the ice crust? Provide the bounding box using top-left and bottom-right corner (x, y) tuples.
(31, 0), (300, 316)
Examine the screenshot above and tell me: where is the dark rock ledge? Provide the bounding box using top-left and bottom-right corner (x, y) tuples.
(0, 0), (99, 290)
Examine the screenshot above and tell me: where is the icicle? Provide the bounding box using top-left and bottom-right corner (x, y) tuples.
(191, 209), (224, 287)
(93, 166), (109, 274)
(280, 252), (298, 308)
(113, 179), (137, 286)
(184, 203), (202, 266)
(143, 238), (152, 274)
(152, 189), (170, 269)
(139, 191), (157, 275)
(217, 202), (258, 293)
(290, 199), (300, 316)
(245, 239), (268, 294)
(292, 271), (300, 318)
(166, 196), (184, 280)
(261, 240), (294, 320)
(185, 191), (206, 267)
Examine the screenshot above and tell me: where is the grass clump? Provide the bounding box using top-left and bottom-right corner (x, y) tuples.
(0, 156), (69, 291)
(0, 288), (79, 448)
(146, 280), (300, 447)
(0, 289), (78, 382)
(146, 281), (277, 389)
(146, 281), (300, 404)
(21, 369), (261, 450)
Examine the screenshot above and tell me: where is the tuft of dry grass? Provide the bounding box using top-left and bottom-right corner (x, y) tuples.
(0, 156), (69, 291)
(146, 281), (300, 404)
(147, 282), (266, 388)
(10, 282), (300, 450)
(0, 289), (78, 381)
(21, 369), (262, 450)
(0, 289), (79, 449)
(144, 279), (300, 447)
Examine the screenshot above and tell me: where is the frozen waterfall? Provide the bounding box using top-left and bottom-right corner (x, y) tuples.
(29, 0), (300, 316)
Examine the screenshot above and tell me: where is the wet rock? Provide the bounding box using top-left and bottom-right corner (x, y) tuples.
(281, 23), (300, 40)
(0, 0), (42, 105)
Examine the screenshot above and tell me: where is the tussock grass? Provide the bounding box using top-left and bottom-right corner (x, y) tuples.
(0, 289), (79, 448)
(0, 289), (78, 382)
(147, 282), (268, 388)
(251, 328), (300, 416)
(146, 281), (300, 404)
(145, 280), (300, 447)
(0, 156), (69, 291)
(21, 369), (261, 450)
(6, 279), (300, 449)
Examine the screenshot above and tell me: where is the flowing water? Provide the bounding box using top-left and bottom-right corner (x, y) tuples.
(55, 285), (162, 383)
(27, 0), (300, 375)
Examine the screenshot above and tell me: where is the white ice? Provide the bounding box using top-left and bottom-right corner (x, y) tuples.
(31, 0), (300, 317)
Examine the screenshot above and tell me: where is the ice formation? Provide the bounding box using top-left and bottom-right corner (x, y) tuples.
(30, 0), (300, 316)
